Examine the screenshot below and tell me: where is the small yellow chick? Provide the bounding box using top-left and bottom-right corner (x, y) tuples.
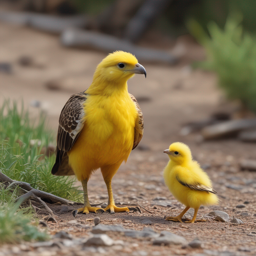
(163, 142), (218, 223)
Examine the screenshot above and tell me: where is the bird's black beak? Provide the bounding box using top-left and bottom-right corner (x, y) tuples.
(133, 63), (147, 78)
(163, 149), (171, 155)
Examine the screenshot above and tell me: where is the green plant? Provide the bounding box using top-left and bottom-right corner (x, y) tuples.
(0, 100), (82, 201)
(188, 14), (256, 112)
(0, 185), (48, 243)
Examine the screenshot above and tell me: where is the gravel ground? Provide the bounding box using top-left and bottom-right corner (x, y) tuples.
(1, 23), (256, 256)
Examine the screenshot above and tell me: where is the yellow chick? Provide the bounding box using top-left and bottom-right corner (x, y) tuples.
(163, 142), (218, 223)
(51, 51), (146, 214)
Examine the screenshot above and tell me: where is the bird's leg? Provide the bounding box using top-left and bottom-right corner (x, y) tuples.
(77, 179), (104, 214)
(104, 180), (130, 214)
(185, 207), (206, 223)
(165, 206), (190, 223)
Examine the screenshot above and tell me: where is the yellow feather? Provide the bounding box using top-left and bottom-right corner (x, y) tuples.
(68, 51), (139, 181)
(163, 142), (218, 209)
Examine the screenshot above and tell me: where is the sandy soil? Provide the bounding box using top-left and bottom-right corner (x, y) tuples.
(1, 23), (256, 256)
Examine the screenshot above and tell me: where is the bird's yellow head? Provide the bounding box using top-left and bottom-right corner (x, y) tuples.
(163, 142), (192, 164)
(90, 51), (146, 93)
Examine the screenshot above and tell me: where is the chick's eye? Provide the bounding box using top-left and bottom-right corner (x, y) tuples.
(174, 151), (179, 155)
(118, 63), (125, 68)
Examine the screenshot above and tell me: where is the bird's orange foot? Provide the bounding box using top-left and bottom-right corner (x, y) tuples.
(76, 206), (104, 214)
(104, 204), (130, 214)
(184, 218), (206, 223)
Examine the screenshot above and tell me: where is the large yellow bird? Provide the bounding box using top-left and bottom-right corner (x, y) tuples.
(163, 142), (218, 223)
(51, 51), (146, 214)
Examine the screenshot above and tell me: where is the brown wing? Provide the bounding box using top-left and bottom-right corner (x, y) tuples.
(52, 91), (87, 176)
(129, 93), (144, 150)
(176, 176), (217, 194)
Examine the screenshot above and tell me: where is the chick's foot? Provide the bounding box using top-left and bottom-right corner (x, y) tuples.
(77, 206), (104, 214)
(185, 218), (206, 223)
(104, 204), (129, 214)
(165, 216), (184, 223)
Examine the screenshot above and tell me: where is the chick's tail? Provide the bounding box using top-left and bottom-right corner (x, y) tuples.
(207, 193), (219, 205)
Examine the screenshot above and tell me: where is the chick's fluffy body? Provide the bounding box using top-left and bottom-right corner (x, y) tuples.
(163, 143), (218, 209)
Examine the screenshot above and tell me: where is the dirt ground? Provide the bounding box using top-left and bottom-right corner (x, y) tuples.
(1, 23), (256, 256)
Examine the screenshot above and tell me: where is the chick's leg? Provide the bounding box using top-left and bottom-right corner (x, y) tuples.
(77, 179), (104, 214)
(165, 206), (190, 223)
(185, 207), (206, 223)
(101, 163), (129, 214)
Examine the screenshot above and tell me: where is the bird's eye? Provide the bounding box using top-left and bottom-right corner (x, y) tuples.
(118, 63), (125, 68)
(174, 151), (179, 155)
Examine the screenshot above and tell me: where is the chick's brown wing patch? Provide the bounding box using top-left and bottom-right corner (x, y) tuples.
(52, 91), (87, 176)
(176, 176), (217, 194)
(129, 93), (144, 150)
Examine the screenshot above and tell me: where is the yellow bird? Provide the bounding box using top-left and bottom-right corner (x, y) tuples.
(163, 142), (218, 223)
(52, 51), (146, 214)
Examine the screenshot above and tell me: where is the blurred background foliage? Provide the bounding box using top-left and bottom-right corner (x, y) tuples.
(73, 0), (256, 36)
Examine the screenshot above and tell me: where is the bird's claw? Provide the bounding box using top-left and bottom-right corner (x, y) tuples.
(104, 204), (130, 214)
(73, 206), (105, 216)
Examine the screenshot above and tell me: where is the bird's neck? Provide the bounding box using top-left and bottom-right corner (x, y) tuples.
(86, 77), (129, 97)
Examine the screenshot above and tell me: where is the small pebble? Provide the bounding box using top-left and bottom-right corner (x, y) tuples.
(236, 205), (245, 208)
(94, 217), (101, 226)
(188, 238), (202, 249)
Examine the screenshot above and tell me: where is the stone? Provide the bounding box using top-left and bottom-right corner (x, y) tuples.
(68, 220), (78, 225)
(188, 238), (202, 248)
(84, 234), (114, 247)
(151, 200), (172, 207)
(32, 241), (62, 249)
(238, 247), (251, 252)
(94, 217), (100, 226)
(240, 212), (250, 217)
(230, 217), (243, 224)
(153, 197), (167, 201)
(226, 184), (244, 190)
(53, 231), (72, 240)
(140, 218), (153, 225)
(92, 224), (125, 234)
(124, 227), (158, 238)
(244, 201), (250, 204)
(153, 231), (187, 246)
(236, 204), (245, 208)
(59, 205), (69, 214)
(208, 211), (229, 222)
(145, 185), (156, 190)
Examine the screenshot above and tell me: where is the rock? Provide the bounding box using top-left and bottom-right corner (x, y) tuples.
(32, 241), (62, 249)
(238, 247), (251, 252)
(236, 204), (245, 208)
(151, 200), (172, 207)
(94, 217), (101, 226)
(84, 234), (114, 247)
(153, 231), (187, 246)
(137, 144), (150, 151)
(153, 197), (167, 200)
(53, 231), (72, 240)
(244, 201), (250, 204)
(204, 250), (236, 256)
(240, 159), (256, 171)
(68, 220), (78, 225)
(0, 62), (12, 74)
(124, 227), (158, 238)
(188, 238), (202, 248)
(240, 212), (250, 217)
(208, 211), (229, 222)
(92, 224), (125, 234)
(230, 217), (243, 224)
(145, 185), (156, 190)
(140, 219), (153, 225)
(59, 205), (69, 214)
(239, 130), (256, 142)
(201, 119), (256, 140)
(226, 184), (244, 190)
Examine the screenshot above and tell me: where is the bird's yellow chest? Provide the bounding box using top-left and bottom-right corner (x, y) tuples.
(68, 92), (137, 173)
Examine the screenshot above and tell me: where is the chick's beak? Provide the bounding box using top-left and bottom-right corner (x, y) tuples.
(133, 63), (147, 78)
(163, 149), (171, 155)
